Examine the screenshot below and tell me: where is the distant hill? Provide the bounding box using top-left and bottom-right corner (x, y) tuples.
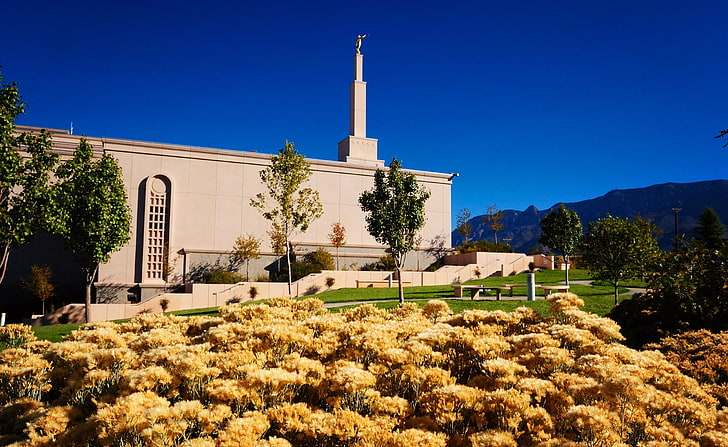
(453, 180), (728, 252)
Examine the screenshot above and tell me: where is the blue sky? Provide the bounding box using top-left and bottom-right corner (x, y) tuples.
(3, 0), (727, 219)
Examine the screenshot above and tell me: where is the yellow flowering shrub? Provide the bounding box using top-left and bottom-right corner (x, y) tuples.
(0, 323), (37, 348)
(0, 293), (725, 446)
(647, 329), (728, 407)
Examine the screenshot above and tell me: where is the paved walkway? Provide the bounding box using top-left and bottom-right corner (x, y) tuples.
(322, 294), (537, 309)
(568, 280), (646, 296)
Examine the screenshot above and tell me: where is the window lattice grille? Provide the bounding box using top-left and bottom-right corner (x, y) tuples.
(146, 178), (169, 280)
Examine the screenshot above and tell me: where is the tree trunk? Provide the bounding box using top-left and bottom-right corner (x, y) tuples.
(613, 281), (619, 305)
(0, 244), (10, 284)
(564, 255), (570, 286)
(84, 265), (98, 323)
(394, 254), (405, 305)
(286, 245), (292, 296)
(85, 281), (92, 323)
(397, 267), (404, 305)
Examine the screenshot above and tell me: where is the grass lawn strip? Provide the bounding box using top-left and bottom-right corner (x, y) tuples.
(32, 270), (632, 342)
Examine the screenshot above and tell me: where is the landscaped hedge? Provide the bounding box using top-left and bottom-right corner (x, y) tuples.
(1, 294), (727, 446)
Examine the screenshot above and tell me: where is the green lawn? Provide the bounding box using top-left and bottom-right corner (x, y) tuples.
(31, 269), (636, 342)
(32, 323), (83, 343)
(313, 269), (631, 316)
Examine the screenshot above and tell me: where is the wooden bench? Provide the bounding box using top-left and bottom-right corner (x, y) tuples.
(356, 279), (412, 288)
(502, 284), (537, 297)
(539, 285), (570, 297)
(453, 285), (511, 300)
(502, 284), (569, 297)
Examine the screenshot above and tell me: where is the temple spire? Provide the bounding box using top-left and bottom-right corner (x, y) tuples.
(338, 35), (382, 166)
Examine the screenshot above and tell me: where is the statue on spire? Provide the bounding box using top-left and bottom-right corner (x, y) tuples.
(355, 34), (368, 54)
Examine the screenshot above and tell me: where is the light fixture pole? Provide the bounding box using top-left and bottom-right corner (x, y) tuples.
(672, 208), (682, 251)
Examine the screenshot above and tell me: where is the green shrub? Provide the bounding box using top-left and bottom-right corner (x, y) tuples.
(458, 240), (513, 253)
(203, 269), (245, 284)
(608, 244), (728, 348)
(303, 247), (335, 270)
(361, 254), (397, 271)
(274, 248), (335, 282)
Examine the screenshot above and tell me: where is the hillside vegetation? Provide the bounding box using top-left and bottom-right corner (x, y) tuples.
(1, 295), (727, 446)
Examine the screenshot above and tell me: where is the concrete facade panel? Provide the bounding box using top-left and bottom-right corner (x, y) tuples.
(214, 196), (244, 249)
(9, 125), (452, 307)
(187, 159), (218, 195)
(215, 162), (245, 198)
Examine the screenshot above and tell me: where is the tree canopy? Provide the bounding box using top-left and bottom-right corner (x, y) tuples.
(55, 138), (131, 322)
(580, 214), (660, 304)
(539, 204), (582, 285)
(0, 71), (59, 283)
(327, 222), (346, 270)
(21, 265), (54, 315)
(232, 234), (261, 281)
(609, 241), (728, 348)
(482, 205), (504, 244)
(250, 141), (322, 293)
(694, 207), (725, 250)
(359, 159), (430, 304)
(455, 208), (472, 244)
(716, 128), (728, 147)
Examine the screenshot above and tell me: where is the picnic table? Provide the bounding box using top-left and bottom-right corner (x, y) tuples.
(502, 284), (570, 297)
(453, 284), (571, 300)
(452, 285), (511, 300)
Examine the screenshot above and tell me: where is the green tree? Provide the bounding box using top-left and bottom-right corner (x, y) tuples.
(232, 233), (261, 281)
(455, 208), (472, 244)
(482, 204), (505, 244)
(633, 214), (662, 281)
(328, 222), (347, 270)
(716, 128), (728, 147)
(1, 71), (59, 283)
(55, 139), (131, 323)
(359, 158), (430, 304)
(694, 207), (725, 250)
(539, 204), (583, 285)
(580, 214), (660, 305)
(250, 141), (323, 294)
(609, 243), (728, 348)
(21, 265), (54, 315)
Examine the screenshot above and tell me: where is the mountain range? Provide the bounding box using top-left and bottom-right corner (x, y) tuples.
(452, 180), (728, 253)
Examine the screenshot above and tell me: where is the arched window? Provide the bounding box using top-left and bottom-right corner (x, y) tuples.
(144, 175), (171, 282)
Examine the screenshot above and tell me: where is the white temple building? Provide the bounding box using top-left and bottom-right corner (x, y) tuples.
(6, 42), (454, 310)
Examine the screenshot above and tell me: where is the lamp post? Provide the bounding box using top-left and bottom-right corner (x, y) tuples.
(672, 208), (682, 251)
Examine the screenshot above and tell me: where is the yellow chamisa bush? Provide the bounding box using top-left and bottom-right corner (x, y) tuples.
(1, 294), (727, 446)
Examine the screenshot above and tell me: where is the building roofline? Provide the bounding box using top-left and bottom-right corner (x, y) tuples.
(14, 125), (455, 183)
